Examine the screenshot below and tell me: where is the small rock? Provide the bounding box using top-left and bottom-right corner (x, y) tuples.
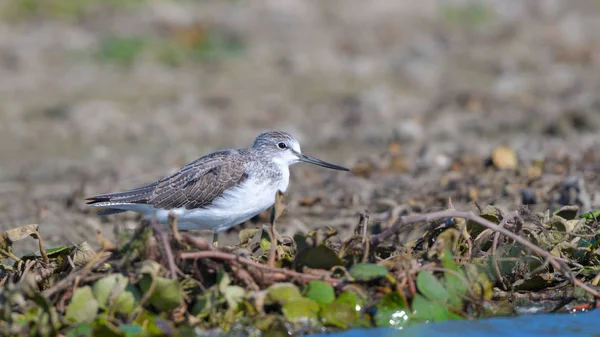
(491, 146), (518, 170)
(520, 189), (537, 205)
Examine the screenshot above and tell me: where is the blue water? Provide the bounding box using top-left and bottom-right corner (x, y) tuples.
(311, 310), (600, 337)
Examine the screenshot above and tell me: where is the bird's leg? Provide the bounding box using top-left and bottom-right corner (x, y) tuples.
(212, 232), (219, 248)
(269, 190), (286, 244)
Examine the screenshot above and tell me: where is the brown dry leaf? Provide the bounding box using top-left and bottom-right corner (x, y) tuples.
(527, 165), (543, 179)
(450, 160), (463, 172)
(71, 242), (97, 268)
(0, 239), (13, 261)
(238, 228), (261, 246)
(171, 24), (208, 47)
(468, 187), (479, 201)
(96, 231), (116, 251)
(491, 146), (518, 170)
(351, 159), (375, 178)
(251, 290), (268, 313)
(389, 156), (407, 173)
(464, 95), (483, 111)
(5, 224), (39, 243)
(428, 228), (460, 259)
(388, 140), (402, 155)
(0, 224), (40, 261)
(298, 196), (322, 207)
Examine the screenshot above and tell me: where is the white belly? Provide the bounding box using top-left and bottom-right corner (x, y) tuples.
(154, 178), (281, 232)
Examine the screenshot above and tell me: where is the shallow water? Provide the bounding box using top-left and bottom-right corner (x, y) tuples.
(311, 310), (599, 337)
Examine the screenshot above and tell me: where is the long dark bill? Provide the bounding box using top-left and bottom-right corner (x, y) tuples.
(295, 152), (350, 171)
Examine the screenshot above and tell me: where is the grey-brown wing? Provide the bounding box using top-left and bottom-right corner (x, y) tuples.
(145, 150), (249, 210)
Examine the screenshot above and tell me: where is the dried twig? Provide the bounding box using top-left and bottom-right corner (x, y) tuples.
(231, 262), (259, 290)
(42, 252), (111, 298)
(267, 191), (286, 268)
(169, 213), (182, 243)
(18, 260), (36, 284)
(0, 247), (20, 262)
(96, 231), (116, 251)
(491, 211), (519, 289)
(355, 211), (370, 244)
(30, 229), (49, 264)
(180, 234), (213, 251)
(149, 218), (177, 279)
(180, 250), (341, 285)
(354, 211), (370, 263)
(266, 226), (277, 268)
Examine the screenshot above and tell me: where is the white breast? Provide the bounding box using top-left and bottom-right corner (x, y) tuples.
(158, 177), (280, 232)
(277, 166), (290, 193)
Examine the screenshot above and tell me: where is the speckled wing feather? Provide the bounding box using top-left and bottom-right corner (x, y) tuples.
(87, 149), (249, 210)
(146, 150), (249, 210)
(86, 181), (159, 206)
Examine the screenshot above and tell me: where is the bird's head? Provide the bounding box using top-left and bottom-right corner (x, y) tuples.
(252, 131), (349, 171)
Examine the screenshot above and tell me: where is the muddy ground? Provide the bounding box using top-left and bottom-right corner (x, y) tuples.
(0, 1), (599, 254)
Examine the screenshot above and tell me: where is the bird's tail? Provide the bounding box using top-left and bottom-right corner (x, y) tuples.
(87, 182), (158, 216)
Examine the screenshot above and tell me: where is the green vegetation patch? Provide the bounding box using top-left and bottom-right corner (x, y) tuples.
(2, 200), (600, 336)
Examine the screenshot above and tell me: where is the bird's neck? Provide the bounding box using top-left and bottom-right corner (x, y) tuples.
(254, 152), (291, 192)
(276, 163), (291, 193)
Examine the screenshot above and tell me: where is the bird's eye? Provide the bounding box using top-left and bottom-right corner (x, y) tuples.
(277, 142), (287, 149)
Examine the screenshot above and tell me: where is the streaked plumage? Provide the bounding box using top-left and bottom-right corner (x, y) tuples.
(87, 131), (349, 235)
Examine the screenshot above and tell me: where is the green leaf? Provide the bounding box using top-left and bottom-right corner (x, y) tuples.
(138, 260), (163, 275)
(416, 271), (449, 302)
(22, 246), (72, 260)
(305, 280), (335, 306)
(412, 294), (452, 322)
(224, 286), (245, 310)
(348, 263), (388, 281)
(294, 234), (310, 253)
(374, 292), (410, 328)
(320, 302), (358, 329)
(548, 216), (575, 233)
(238, 228), (261, 245)
(335, 290), (366, 311)
(191, 291), (217, 317)
(65, 286), (99, 323)
(266, 283), (302, 305)
(92, 318), (122, 337)
(468, 205), (502, 237)
(465, 264), (493, 301)
(218, 271), (232, 292)
(513, 274), (553, 291)
(440, 251), (459, 273)
(92, 274), (141, 315)
(282, 298), (319, 323)
(581, 210), (600, 220)
(479, 205), (503, 223)
(139, 275), (182, 311)
(260, 237), (271, 252)
(119, 324), (144, 337)
(65, 323), (94, 337)
(295, 245), (343, 270)
(258, 227), (277, 253)
(115, 284), (141, 315)
(440, 252), (468, 309)
(97, 35), (147, 66)
(134, 311), (174, 336)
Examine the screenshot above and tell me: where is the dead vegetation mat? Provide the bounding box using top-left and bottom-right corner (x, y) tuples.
(2, 189), (600, 336)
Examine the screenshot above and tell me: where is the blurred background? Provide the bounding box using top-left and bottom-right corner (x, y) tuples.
(1, 0), (600, 252)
